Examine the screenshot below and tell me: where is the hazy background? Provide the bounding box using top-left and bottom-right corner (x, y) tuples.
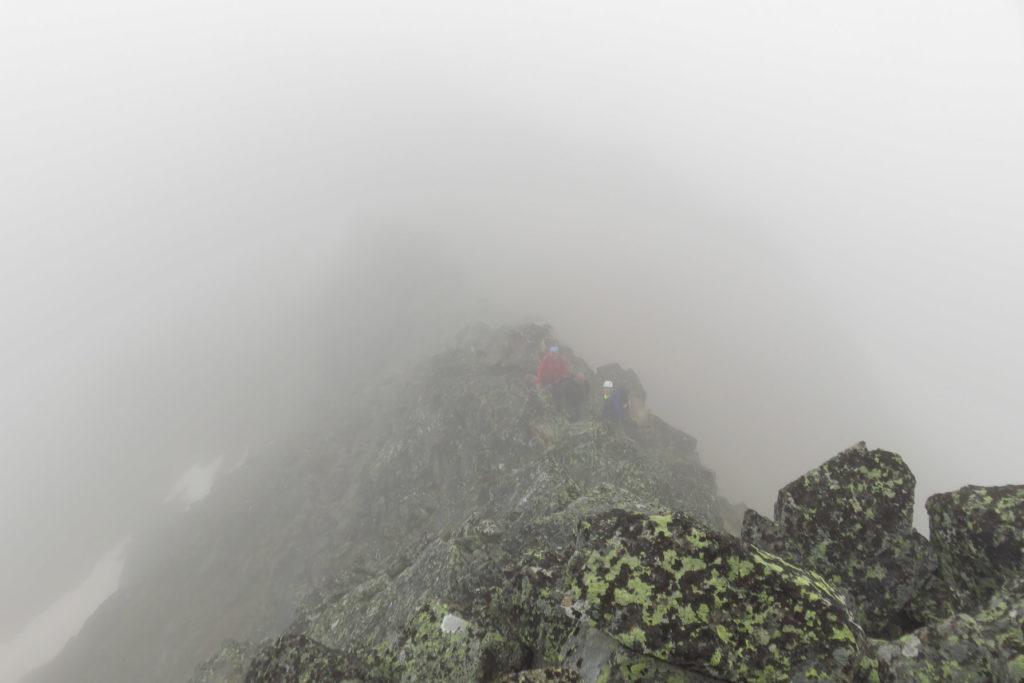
(2, 0), (1023, 674)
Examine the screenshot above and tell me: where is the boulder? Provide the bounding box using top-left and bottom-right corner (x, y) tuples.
(925, 484), (1024, 616)
(570, 508), (863, 682)
(742, 443), (935, 637)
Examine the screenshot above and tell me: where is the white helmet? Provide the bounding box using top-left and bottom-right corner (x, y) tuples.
(603, 380), (614, 388)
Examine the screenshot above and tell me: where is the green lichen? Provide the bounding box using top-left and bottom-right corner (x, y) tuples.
(571, 509), (862, 681)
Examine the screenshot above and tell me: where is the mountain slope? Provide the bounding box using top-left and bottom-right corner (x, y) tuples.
(28, 323), (721, 683)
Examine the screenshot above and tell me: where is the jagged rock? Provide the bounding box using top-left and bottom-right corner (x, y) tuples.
(854, 576), (1024, 682)
(244, 634), (365, 682)
(924, 484), (1024, 617)
(380, 601), (529, 682)
(290, 479), (654, 679)
(741, 443), (935, 637)
(247, 604), (527, 682)
(191, 639), (258, 683)
(570, 508), (863, 682)
(499, 667), (585, 682)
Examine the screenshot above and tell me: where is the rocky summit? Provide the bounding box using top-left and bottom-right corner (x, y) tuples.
(29, 324), (1024, 682)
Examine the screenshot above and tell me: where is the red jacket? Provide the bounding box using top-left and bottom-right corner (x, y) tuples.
(536, 352), (568, 387)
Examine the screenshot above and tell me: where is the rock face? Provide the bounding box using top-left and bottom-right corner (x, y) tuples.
(203, 326), (881, 682)
(741, 443), (935, 637)
(31, 323), (719, 683)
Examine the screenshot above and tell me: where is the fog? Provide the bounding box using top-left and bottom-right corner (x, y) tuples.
(2, 0), (1023, 674)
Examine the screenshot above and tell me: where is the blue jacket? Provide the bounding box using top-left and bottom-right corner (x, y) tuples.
(602, 390), (624, 422)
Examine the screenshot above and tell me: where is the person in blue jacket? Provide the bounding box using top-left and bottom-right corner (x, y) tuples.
(601, 380), (624, 424)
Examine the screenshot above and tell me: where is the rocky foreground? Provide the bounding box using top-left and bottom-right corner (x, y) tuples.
(181, 324), (1024, 682)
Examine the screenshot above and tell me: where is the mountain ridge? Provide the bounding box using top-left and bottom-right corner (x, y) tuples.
(28, 323), (1024, 682)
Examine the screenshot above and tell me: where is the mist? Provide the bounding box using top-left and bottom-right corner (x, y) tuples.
(2, 1), (1023, 676)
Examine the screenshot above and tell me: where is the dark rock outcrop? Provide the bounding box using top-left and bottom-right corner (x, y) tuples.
(925, 484), (1024, 615)
(739, 442), (1024, 681)
(741, 443), (935, 637)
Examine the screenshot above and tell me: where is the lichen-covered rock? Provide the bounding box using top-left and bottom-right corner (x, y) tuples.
(925, 484), (1024, 616)
(499, 667), (585, 682)
(191, 639), (258, 683)
(251, 602), (528, 682)
(854, 576), (1024, 682)
(740, 508), (789, 554)
(558, 626), (716, 682)
(381, 601), (529, 682)
(570, 508), (862, 682)
(244, 634), (365, 682)
(741, 442), (935, 637)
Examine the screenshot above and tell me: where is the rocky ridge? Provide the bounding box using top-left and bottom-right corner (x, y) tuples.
(27, 323), (1024, 682)
(189, 325), (1024, 681)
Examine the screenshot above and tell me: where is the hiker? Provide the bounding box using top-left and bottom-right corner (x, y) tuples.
(561, 372), (590, 422)
(536, 344), (569, 389)
(601, 380), (625, 424)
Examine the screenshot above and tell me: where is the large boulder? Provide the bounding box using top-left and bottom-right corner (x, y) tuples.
(569, 508), (863, 682)
(741, 443), (935, 637)
(924, 484), (1024, 616)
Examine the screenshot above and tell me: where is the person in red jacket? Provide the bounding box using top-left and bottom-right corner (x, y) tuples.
(536, 344), (569, 389)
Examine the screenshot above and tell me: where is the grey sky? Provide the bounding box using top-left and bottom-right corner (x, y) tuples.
(2, 0), (1024, 665)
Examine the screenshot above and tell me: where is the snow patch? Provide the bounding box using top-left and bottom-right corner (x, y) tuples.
(0, 538), (128, 683)
(164, 458), (222, 510)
